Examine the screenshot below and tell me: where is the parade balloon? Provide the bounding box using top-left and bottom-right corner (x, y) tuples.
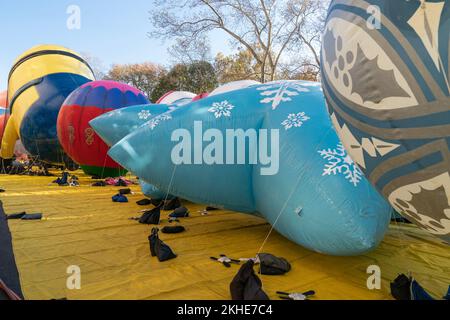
(139, 180), (175, 200)
(91, 104), (177, 148)
(57, 80), (149, 177)
(192, 93), (209, 102)
(209, 80), (261, 97)
(90, 91), (196, 150)
(0, 107), (8, 142)
(108, 80), (392, 256)
(90, 91), (195, 196)
(0, 45), (95, 164)
(321, 0), (450, 242)
(156, 91), (196, 105)
(0, 91), (7, 108)
(0, 91), (8, 142)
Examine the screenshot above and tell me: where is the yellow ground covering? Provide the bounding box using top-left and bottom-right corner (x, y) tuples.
(0, 171), (449, 300)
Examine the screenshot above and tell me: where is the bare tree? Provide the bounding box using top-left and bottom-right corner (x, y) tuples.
(168, 37), (213, 64)
(81, 52), (107, 80)
(278, 58), (321, 81)
(214, 49), (260, 83)
(149, 0), (328, 83)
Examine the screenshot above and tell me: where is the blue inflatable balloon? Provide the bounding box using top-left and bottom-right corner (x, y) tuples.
(91, 104), (176, 147)
(90, 93), (195, 199)
(140, 180), (175, 200)
(107, 80), (392, 256)
(321, 0), (449, 242)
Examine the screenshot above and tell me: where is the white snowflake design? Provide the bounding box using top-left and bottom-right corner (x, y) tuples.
(138, 110), (152, 120)
(282, 112), (310, 130)
(147, 113), (173, 130)
(208, 100), (235, 118)
(257, 82), (311, 110)
(318, 143), (363, 187)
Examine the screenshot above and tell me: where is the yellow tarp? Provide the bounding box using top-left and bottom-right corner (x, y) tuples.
(1, 171), (449, 300)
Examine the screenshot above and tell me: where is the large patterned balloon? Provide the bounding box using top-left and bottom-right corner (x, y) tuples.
(321, 0), (449, 242)
(57, 80), (149, 177)
(107, 80), (392, 256)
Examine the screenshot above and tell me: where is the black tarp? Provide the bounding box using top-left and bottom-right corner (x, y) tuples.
(0, 200), (23, 299)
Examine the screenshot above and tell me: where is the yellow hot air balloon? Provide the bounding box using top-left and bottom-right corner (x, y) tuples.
(1, 45), (95, 164)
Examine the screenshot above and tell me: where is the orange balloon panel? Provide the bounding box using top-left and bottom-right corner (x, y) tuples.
(0, 91), (7, 108)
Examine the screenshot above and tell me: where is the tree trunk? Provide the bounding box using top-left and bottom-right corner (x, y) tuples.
(260, 63), (266, 83)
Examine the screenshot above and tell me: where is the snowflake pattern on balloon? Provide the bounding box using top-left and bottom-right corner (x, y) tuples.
(257, 82), (311, 110)
(208, 100), (235, 118)
(147, 113), (173, 130)
(138, 110), (152, 120)
(282, 112), (310, 130)
(318, 143), (363, 187)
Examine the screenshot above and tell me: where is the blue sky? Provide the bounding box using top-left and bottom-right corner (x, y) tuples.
(0, 0), (232, 89)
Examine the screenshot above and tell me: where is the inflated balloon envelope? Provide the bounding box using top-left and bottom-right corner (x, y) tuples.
(91, 104), (179, 147)
(107, 80), (392, 256)
(91, 104), (176, 198)
(156, 91), (196, 105)
(0, 107), (9, 142)
(321, 0), (449, 243)
(57, 80), (149, 177)
(1, 45), (95, 164)
(90, 92), (196, 199)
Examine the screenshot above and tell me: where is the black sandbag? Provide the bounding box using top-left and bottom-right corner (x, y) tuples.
(163, 198), (181, 211)
(53, 172), (69, 186)
(119, 188), (131, 195)
(230, 260), (270, 300)
(169, 206), (189, 218)
(92, 181), (106, 187)
(151, 198), (163, 206)
(136, 199), (152, 206)
(390, 274), (412, 300)
(6, 212), (26, 220)
(139, 206), (161, 225)
(149, 228), (158, 257)
(115, 178), (128, 187)
(149, 228), (177, 262)
(156, 241), (177, 262)
(161, 226), (186, 234)
(20, 213), (43, 220)
(257, 253), (291, 275)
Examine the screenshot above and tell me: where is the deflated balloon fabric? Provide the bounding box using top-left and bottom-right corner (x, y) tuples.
(108, 80), (392, 256)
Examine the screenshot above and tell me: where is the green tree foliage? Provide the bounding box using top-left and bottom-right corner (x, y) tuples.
(214, 49), (260, 84)
(151, 61), (218, 101)
(106, 62), (166, 100)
